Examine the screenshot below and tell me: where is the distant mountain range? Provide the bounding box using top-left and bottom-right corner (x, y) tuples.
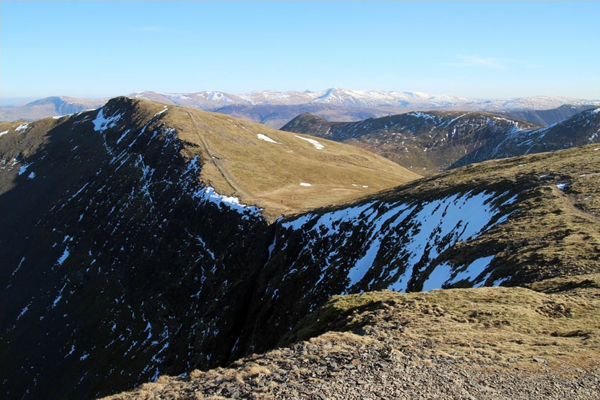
(0, 96), (106, 122)
(131, 88), (599, 111)
(2, 89), (599, 128)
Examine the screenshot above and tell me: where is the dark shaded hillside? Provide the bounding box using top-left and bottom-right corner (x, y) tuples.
(0, 97), (416, 400)
(0, 99), (273, 399)
(104, 274), (600, 400)
(282, 111), (540, 174)
(452, 107), (600, 168)
(501, 104), (597, 126)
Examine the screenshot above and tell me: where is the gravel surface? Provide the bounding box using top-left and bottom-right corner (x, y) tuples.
(103, 328), (600, 400)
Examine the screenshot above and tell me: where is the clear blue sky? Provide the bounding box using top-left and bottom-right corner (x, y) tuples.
(2, 1), (599, 100)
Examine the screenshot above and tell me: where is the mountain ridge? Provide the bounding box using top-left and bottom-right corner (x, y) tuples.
(1, 98), (599, 400)
(3, 89), (599, 128)
(282, 108), (600, 174)
(281, 110), (541, 174)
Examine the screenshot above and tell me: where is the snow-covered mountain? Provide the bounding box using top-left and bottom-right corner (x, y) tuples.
(131, 88), (599, 111)
(4, 89), (599, 128)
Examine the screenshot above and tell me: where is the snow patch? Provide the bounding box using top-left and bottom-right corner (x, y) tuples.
(279, 190), (515, 294)
(116, 129), (131, 145)
(422, 263), (453, 292)
(300, 182), (312, 187)
(93, 108), (122, 132)
(18, 163), (32, 176)
(556, 182), (570, 191)
(16, 304), (30, 321)
(16, 123), (29, 132)
(257, 134), (280, 144)
(28, 171), (35, 179)
(295, 135), (324, 150)
(65, 345), (75, 358)
(0, 130), (8, 137)
(52, 283), (68, 308)
(154, 107), (168, 117)
(453, 256), (495, 287)
(191, 185), (260, 219)
(56, 248), (70, 266)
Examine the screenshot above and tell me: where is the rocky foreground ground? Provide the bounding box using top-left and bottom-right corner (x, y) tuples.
(103, 275), (600, 400)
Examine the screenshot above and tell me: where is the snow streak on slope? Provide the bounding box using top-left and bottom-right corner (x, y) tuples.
(185, 156), (261, 219)
(276, 190), (518, 295)
(295, 135), (324, 150)
(93, 108), (123, 132)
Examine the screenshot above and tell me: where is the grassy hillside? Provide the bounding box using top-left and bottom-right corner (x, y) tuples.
(3, 98), (598, 400)
(2, 98), (420, 223)
(156, 103), (420, 220)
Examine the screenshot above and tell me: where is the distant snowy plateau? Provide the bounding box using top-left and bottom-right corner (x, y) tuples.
(3, 88), (600, 124)
(132, 88), (600, 111)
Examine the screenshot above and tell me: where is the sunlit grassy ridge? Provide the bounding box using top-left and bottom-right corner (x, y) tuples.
(283, 273), (600, 371)
(156, 102), (421, 220)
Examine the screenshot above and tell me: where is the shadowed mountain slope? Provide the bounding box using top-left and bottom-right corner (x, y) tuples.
(501, 104), (597, 126)
(0, 97), (416, 399)
(282, 111), (540, 174)
(283, 108), (600, 173)
(452, 107), (600, 168)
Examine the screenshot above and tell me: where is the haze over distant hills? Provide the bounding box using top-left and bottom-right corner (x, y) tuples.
(2, 88), (599, 128)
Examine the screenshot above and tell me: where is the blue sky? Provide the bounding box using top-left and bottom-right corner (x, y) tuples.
(2, 1), (599, 100)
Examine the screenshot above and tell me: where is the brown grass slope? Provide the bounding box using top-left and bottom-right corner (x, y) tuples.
(2, 98), (421, 222)
(157, 102), (421, 220)
(102, 274), (600, 400)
